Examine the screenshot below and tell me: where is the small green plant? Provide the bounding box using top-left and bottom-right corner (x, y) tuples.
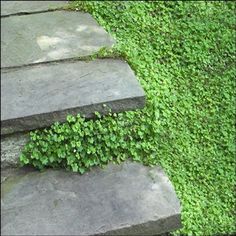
(20, 112), (115, 174)
(20, 110), (157, 174)
(76, 47), (123, 62)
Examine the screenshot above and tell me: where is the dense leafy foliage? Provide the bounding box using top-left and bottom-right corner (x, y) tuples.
(20, 2), (235, 235)
(20, 111), (154, 173)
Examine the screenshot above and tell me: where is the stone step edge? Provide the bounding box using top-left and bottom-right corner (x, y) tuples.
(1, 59), (145, 136)
(1, 8), (67, 18)
(1, 96), (145, 136)
(1, 1), (69, 17)
(1, 53), (118, 70)
(1, 132), (29, 169)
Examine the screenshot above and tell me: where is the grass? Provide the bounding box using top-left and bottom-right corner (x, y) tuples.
(21, 1), (236, 235)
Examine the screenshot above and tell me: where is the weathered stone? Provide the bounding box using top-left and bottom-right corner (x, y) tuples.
(1, 59), (145, 135)
(1, 161), (181, 235)
(1, 11), (115, 68)
(1, 1), (68, 16)
(1, 132), (29, 169)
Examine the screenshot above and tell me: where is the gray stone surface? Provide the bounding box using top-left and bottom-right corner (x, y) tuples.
(1, 132), (29, 169)
(1, 11), (115, 68)
(1, 59), (145, 135)
(1, 161), (181, 235)
(1, 1), (68, 16)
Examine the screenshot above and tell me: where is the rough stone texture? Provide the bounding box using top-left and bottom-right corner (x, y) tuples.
(1, 59), (145, 135)
(1, 11), (115, 68)
(1, 133), (29, 169)
(1, 161), (181, 235)
(1, 1), (68, 16)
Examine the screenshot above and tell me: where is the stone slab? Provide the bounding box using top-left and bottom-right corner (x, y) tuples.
(1, 161), (181, 235)
(1, 59), (145, 135)
(1, 132), (29, 169)
(1, 1), (68, 16)
(1, 11), (115, 68)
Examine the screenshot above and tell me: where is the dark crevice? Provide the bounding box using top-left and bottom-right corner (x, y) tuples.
(1, 55), (122, 71)
(1, 8), (72, 18)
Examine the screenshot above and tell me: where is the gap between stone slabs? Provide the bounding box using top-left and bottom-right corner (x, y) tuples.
(1, 1), (68, 17)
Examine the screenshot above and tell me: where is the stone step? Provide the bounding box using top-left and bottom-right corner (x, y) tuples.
(1, 1), (68, 17)
(1, 161), (181, 235)
(1, 59), (145, 135)
(1, 132), (29, 169)
(1, 10), (115, 68)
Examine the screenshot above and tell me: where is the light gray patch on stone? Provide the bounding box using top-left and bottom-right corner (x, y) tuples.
(1, 11), (115, 68)
(1, 133), (29, 169)
(1, 1), (68, 16)
(1, 59), (145, 135)
(1, 161), (181, 235)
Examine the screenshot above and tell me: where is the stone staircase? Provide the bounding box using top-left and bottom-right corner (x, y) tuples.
(1, 1), (181, 235)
